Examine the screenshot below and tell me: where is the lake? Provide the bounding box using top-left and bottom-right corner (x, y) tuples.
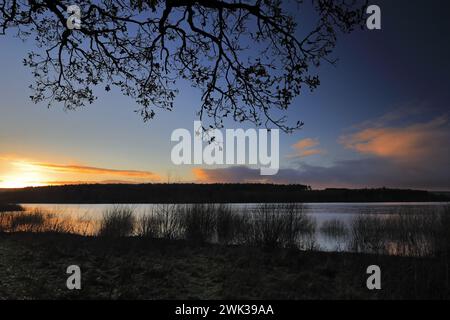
(19, 202), (449, 254)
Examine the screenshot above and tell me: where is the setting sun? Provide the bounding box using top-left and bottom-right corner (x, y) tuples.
(0, 177), (45, 188)
(0, 161), (47, 188)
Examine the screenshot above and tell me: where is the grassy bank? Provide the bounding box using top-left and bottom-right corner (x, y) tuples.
(0, 232), (449, 300)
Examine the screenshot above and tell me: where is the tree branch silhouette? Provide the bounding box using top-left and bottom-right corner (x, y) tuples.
(0, 0), (367, 132)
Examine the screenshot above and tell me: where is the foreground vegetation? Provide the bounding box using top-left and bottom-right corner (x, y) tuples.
(1, 204), (449, 256)
(0, 204), (449, 299)
(0, 232), (449, 299)
(0, 203), (24, 213)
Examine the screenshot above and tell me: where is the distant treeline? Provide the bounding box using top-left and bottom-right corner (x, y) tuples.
(0, 184), (448, 204)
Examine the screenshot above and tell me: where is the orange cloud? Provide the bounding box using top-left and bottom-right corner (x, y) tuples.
(293, 138), (319, 150)
(289, 138), (325, 158)
(298, 148), (324, 157)
(192, 168), (209, 182)
(32, 162), (161, 180)
(0, 155), (161, 188)
(340, 116), (448, 161)
(192, 167), (274, 184)
(41, 180), (153, 186)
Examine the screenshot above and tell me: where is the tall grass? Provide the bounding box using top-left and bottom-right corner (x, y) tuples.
(180, 204), (217, 244)
(135, 204), (183, 239)
(350, 207), (448, 257)
(4, 204), (448, 258)
(350, 214), (387, 254)
(216, 205), (245, 245)
(244, 204), (316, 249)
(430, 205), (450, 257)
(133, 203), (316, 249)
(97, 206), (136, 238)
(154, 204), (183, 239)
(0, 212), (6, 233)
(320, 219), (349, 251)
(0, 209), (82, 233)
(282, 204), (316, 249)
(136, 213), (160, 238)
(320, 219), (348, 238)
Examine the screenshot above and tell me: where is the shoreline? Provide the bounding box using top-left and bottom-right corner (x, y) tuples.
(14, 200), (450, 204)
(1, 185), (448, 204)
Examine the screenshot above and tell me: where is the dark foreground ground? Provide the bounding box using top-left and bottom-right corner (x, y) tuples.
(0, 233), (449, 300)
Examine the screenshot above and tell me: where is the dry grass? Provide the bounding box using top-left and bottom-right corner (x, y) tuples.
(350, 206), (449, 257)
(320, 219), (349, 238)
(2, 204), (449, 259)
(97, 205), (136, 238)
(0, 209), (91, 234)
(243, 204), (316, 249)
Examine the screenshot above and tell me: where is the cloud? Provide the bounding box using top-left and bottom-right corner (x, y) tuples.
(192, 158), (450, 190)
(192, 168), (210, 182)
(294, 138), (319, 150)
(348, 104), (428, 131)
(40, 180), (153, 186)
(0, 155), (162, 186)
(289, 138), (325, 158)
(296, 158), (450, 190)
(340, 115), (449, 163)
(31, 162), (161, 180)
(192, 166), (303, 184)
(192, 112), (450, 190)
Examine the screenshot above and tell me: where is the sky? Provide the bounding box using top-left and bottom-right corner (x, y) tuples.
(0, 0), (449, 190)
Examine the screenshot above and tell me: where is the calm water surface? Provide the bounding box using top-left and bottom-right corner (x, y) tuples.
(20, 202), (449, 252)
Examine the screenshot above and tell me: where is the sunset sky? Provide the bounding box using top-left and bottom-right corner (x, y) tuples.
(0, 0), (449, 190)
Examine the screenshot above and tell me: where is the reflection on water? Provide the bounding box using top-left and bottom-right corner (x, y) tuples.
(12, 202), (450, 256)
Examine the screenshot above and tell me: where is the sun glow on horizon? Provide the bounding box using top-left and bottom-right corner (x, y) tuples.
(0, 178), (47, 188)
(0, 158), (165, 188)
(0, 161), (48, 188)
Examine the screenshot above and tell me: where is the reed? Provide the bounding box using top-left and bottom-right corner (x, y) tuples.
(244, 204), (316, 249)
(97, 205), (136, 238)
